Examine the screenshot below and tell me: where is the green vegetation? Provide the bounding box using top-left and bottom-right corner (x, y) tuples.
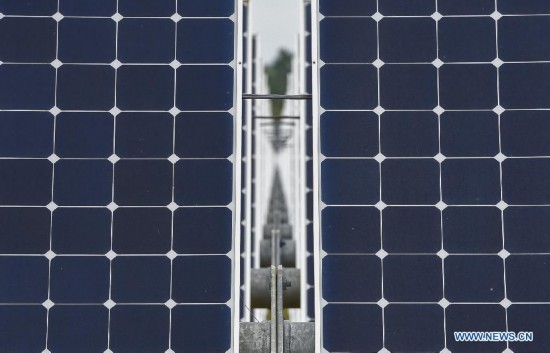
(265, 49), (293, 116)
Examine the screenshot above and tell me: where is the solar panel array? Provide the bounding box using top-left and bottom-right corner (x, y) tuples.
(0, 0), (238, 352)
(314, 0), (550, 352)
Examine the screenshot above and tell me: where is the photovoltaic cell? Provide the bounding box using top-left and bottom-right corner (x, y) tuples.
(0, 0), (238, 351)
(315, 0), (550, 352)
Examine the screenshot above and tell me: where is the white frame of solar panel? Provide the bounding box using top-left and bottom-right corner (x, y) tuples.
(240, 0), (254, 325)
(233, 0), (245, 350)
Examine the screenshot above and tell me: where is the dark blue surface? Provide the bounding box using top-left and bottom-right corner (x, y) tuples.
(175, 112), (233, 158)
(117, 65), (174, 110)
(320, 64), (378, 110)
(0, 160), (52, 206)
(171, 305), (231, 353)
(446, 305), (506, 353)
(384, 255), (442, 302)
(322, 255), (381, 302)
(178, 0), (234, 17)
(0, 208), (50, 254)
(439, 64), (497, 109)
(383, 207), (441, 253)
(112, 257), (171, 303)
(380, 64), (437, 109)
(0, 257), (49, 302)
(379, 18), (436, 62)
(508, 305), (550, 352)
(114, 160), (173, 206)
(504, 207), (550, 253)
(178, 19), (234, 63)
(500, 63), (550, 108)
(0, 306), (46, 352)
(48, 306), (108, 353)
(174, 160), (233, 206)
(318, 3), (550, 352)
(506, 255), (550, 302)
(381, 159), (440, 205)
(57, 65), (115, 110)
(498, 0), (550, 14)
(502, 111), (550, 156)
(115, 113), (173, 158)
(307, 289), (314, 319)
(381, 111), (438, 157)
(0, 0), (57, 15)
(50, 256), (110, 303)
(440, 111), (499, 157)
(307, 257), (314, 286)
(173, 207), (232, 254)
(323, 304), (383, 353)
(0, 112), (53, 157)
(172, 256), (231, 303)
(58, 19), (116, 63)
(438, 17), (496, 62)
(322, 207), (380, 253)
(443, 207), (502, 253)
(119, 0), (175, 16)
(52, 208), (111, 254)
(438, 0), (494, 14)
(379, 0), (434, 15)
(499, 16), (550, 61)
(176, 65), (234, 110)
(0, 0), (236, 351)
(385, 305), (444, 352)
(319, 0), (377, 16)
(320, 111), (379, 157)
(60, 0), (117, 16)
(54, 160), (113, 206)
(113, 208), (171, 254)
(118, 19), (175, 64)
(321, 159), (380, 205)
(445, 255), (504, 302)
(110, 306), (169, 353)
(55, 113), (113, 158)
(0, 18), (57, 63)
(502, 159), (550, 204)
(320, 18), (377, 63)
(442, 159), (501, 205)
(0, 65), (55, 109)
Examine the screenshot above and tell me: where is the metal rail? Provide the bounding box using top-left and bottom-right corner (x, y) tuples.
(242, 94), (312, 100)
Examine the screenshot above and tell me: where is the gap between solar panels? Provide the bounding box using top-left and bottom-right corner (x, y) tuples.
(239, 95), (314, 352)
(239, 1), (314, 351)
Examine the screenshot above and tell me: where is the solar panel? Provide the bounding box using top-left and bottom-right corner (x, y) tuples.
(0, 0), (239, 352)
(313, 1), (550, 352)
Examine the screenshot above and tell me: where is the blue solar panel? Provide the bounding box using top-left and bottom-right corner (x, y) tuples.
(315, 0), (550, 352)
(0, 0), (238, 351)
